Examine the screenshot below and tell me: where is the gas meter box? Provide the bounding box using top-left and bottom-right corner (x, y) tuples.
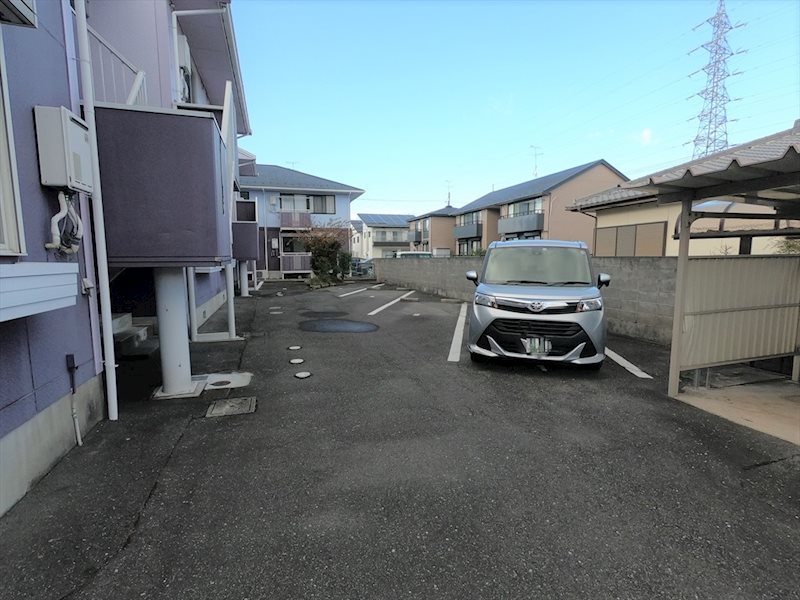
(34, 106), (93, 194)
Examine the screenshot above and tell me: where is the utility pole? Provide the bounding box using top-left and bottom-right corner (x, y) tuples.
(689, 0), (743, 158)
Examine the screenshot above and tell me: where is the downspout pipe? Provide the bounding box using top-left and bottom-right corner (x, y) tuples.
(75, 0), (119, 421)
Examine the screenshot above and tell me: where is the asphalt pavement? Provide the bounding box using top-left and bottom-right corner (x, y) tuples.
(1, 280), (798, 600)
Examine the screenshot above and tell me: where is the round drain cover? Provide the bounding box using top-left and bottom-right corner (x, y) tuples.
(294, 371), (312, 379)
(288, 345), (301, 350)
(290, 358), (304, 364)
(210, 380), (231, 387)
(270, 311), (283, 315)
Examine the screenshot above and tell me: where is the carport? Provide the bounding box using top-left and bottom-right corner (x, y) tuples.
(577, 121), (800, 420)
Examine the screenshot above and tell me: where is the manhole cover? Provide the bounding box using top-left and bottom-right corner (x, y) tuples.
(288, 345), (301, 350)
(299, 319), (378, 333)
(294, 372), (312, 379)
(205, 396), (256, 418)
(290, 358), (304, 364)
(209, 380), (232, 387)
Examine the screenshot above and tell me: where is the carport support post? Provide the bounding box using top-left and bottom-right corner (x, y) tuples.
(793, 313), (800, 383)
(668, 198), (692, 397)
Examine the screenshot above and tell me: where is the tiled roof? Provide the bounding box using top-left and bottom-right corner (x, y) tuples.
(358, 213), (415, 227)
(455, 160), (626, 215)
(240, 165), (364, 199)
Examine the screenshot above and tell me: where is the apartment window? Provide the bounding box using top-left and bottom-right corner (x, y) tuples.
(0, 30), (24, 255)
(311, 195), (334, 214)
(507, 198), (543, 217)
(459, 212), (481, 226)
(239, 191), (250, 200)
(595, 222), (666, 257)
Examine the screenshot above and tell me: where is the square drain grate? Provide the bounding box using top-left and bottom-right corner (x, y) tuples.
(205, 396), (257, 418)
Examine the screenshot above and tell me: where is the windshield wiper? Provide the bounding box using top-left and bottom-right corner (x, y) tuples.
(547, 281), (591, 286)
(504, 279), (550, 285)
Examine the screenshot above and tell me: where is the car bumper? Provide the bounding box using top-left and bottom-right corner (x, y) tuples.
(468, 303), (606, 364)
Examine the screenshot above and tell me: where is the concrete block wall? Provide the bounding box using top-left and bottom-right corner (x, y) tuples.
(592, 258), (676, 345)
(375, 256), (677, 345)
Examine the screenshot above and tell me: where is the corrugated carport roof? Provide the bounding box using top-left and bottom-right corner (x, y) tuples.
(573, 121), (800, 217)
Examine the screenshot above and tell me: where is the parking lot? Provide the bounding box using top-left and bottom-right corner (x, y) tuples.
(1, 281), (798, 600)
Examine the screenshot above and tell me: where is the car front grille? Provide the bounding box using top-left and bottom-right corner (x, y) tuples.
(491, 319), (581, 337)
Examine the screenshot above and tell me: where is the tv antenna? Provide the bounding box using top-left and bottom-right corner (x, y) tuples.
(530, 146), (544, 177)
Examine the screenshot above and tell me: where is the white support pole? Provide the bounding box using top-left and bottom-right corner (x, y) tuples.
(668, 198), (692, 397)
(154, 268), (194, 395)
(238, 260), (250, 297)
(75, 0), (118, 420)
(225, 262), (236, 337)
(186, 267), (198, 341)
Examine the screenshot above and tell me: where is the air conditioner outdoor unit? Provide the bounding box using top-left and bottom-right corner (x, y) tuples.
(0, 0), (36, 27)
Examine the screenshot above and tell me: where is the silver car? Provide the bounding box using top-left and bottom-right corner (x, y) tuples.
(466, 240), (610, 369)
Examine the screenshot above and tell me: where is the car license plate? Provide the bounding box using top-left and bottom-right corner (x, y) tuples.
(523, 336), (551, 355)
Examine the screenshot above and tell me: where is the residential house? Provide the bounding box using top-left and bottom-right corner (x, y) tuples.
(407, 206), (458, 257)
(454, 160), (627, 255)
(0, 0), (250, 516)
(569, 188), (800, 256)
(351, 220), (367, 259)
(358, 214), (415, 258)
(239, 165), (364, 279)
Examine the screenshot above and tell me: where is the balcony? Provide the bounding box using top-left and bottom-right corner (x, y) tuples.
(498, 212), (544, 236)
(280, 212), (312, 229)
(95, 105), (232, 267)
(410, 230), (422, 243)
(281, 254), (312, 272)
(454, 222), (482, 239)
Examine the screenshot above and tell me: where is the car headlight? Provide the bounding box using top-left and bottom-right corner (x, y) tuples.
(577, 297), (603, 312)
(474, 293), (497, 308)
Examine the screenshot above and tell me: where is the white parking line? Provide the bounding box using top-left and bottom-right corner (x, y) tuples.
(338, 287), (368, 298)
(606, 348), (653, 379)
(370, 283), (385, 289)
(368, 291), (416, 316)
(447, 303), (468, 362)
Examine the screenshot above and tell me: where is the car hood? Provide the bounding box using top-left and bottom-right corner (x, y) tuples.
(476, 282), (600, 300)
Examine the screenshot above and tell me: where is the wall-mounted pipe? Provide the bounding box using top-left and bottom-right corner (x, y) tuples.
(66, 354), (82, 446)
(75, 0), (119, 421)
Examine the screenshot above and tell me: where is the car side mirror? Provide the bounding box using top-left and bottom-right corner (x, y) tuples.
(598, 273), (611, 288)
(466, 270), (478, 286)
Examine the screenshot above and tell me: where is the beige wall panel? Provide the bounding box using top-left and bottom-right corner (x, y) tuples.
(549, 164), (627, 252)
(430, 216), (456, 254)
(595, 228), (617, 256)
(482, 210), (500, 248)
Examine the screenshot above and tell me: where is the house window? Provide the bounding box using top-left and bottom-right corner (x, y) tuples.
(507, 198), (543, 217)
(282, 236), (307, 253)
(239, 191), (250, 200)
(0, 29), (24, 255)
(310, 195), (334, 214)
(459, 212), (481, 226)
(279, 194), (310, 212)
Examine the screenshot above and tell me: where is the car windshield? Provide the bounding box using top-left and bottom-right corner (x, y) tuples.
(482, 246), (592, 286)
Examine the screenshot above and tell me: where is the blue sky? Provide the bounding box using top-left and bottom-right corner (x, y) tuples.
(233, 0), (800, 219)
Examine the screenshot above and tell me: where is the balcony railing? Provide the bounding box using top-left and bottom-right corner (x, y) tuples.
(281, 254), (312, 272)
(498, 212), (544, 236)
(86, 23), (147, 105)
(280, 212), (313, 229)
(454, 222), (482, 239)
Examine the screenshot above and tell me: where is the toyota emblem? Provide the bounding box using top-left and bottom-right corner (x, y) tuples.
(528, 301), (545, 312)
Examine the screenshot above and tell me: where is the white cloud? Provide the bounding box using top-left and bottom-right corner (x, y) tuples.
(641, 128), (653, 145)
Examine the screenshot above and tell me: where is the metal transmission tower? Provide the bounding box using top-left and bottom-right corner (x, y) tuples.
(690, 0), (740, 158)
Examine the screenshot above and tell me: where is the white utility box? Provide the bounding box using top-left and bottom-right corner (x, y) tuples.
(34, 105), (93, 194)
